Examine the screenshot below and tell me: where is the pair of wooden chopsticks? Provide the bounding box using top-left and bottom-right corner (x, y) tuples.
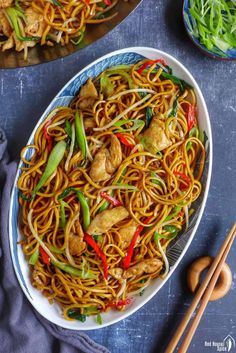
(164, 222), (236, 353)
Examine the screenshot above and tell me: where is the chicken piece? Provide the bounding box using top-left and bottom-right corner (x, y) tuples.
(89, 134), (122, 182)
(2, 35), (14, 51)
(0, 0), (13, 8)
(24, 7), (46, 37)
(0, 10), (12, 36)
(141, 116), (171, 154)
(119, 223), (137, 250)
(109, 268), (123, 280)
(105, 134), (122, 174)
(68, 220), (86, 256)
(84, 118), (96, 130)
(123, 258), (163, 279)
(87, 206), (129, 235)
(78, 78), (98, 110)
(89, 149), (111, 181)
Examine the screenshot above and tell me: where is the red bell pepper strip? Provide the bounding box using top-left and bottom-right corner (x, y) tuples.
(100, 191), (122, 207)
(115, 133), (135, 148)
(43, 119), (53, 152)
(84, 233), (108, 279)
(104, 0), (112, 5)
(105, 298), (132, 309)
(174, 171), (191, 190)
(39, 246), (50, 265)
(187, 105), (196, 131)
(137, 59), (168, 75)
(122, 216), (153, 270)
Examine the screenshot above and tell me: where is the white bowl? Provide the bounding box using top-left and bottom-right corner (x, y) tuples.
(9, 47), (213, 330)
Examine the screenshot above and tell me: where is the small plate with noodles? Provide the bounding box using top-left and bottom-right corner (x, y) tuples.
(9, 47), (212, 330)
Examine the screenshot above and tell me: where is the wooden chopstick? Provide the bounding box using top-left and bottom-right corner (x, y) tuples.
(164, 222), (236, 353)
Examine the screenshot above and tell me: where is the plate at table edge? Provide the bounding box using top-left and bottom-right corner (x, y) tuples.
(9, 47), (213, 330)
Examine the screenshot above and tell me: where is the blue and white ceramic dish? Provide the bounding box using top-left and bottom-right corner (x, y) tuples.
(9, 47), (213, 330)
(183, 0), (236, 60)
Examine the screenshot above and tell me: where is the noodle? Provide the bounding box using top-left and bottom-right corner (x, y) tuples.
(18, 59), (206, 323)
(0, 0), (125, 60)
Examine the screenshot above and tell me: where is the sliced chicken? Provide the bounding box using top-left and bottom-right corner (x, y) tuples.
(87, 206), (129, 235)
(2, 35), (14, 51)
(0, 10), (12, 36)
(0, 0), (13, 8)
(89, 134), (122, 182)
(123, 258), (163, 279)
(78, 78), (98, 110)
(68, 220), (86, 256)
(119, 223), (137, 250)
(141, 115), (171, 154)
(25, 7), (46, 37)
(109, 268), (123, 280)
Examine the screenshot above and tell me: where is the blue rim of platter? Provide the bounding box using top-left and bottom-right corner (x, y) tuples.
(183, 0), (236, 60)
(8, 47), (212, 330)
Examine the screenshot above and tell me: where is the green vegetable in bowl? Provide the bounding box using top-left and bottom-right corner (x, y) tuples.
(186, 0), (236, 55)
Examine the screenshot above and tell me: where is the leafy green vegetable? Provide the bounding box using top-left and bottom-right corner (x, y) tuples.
(161, 71), (193, 93)
(67, 309), (86, 322)
(71, 31), (84, 45)
(165, 206), (182, 221)
(168, 97), (178, 117)
(51, 0), (63, 7)
(145, 107), (153, 127)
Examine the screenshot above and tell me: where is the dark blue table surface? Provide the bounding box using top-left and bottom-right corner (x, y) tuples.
(1, 1), (236, 352)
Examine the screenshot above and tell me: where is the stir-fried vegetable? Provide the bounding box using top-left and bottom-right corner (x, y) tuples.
(122, 216), (152, 269)
(84, 233), (108, 280)
(100, 191), (122, 206)
(74, 190), (90, 231)
(67, 309), (86, 322)
(137, 59), (167, 74)
(32, 140), (66, 198)
(75, 111), (87, 159)
(6, 7), (40, 42)
(115, 133), (135, 148)
(161, 71), (193, 93)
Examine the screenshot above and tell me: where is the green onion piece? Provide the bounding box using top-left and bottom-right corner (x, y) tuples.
(75, 111), (87, 159)
(51, 259), (94, 278)
(59, 200), (68, 229)
(74, 190), (90, 231)
(67, 309), (86, 322)
(160, 71), (192, 93)
(29, 248), (39, 265)
(96, 313), (102, 325)
(6, 7), (40, 42)
(145, 106), (153, 127)
(164, 225), (178, 235)
(71, 30), (85, 45)
(165, 206), (182, 221)
(32, 140), (66, 198)
(114, 119), (145, 132)
(65, 120), (72, 139)
(49, 246), (64, 254)
(100, 74), (114, 97)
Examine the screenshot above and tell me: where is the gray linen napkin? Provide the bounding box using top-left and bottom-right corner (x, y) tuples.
(0, 128), (110, 353)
